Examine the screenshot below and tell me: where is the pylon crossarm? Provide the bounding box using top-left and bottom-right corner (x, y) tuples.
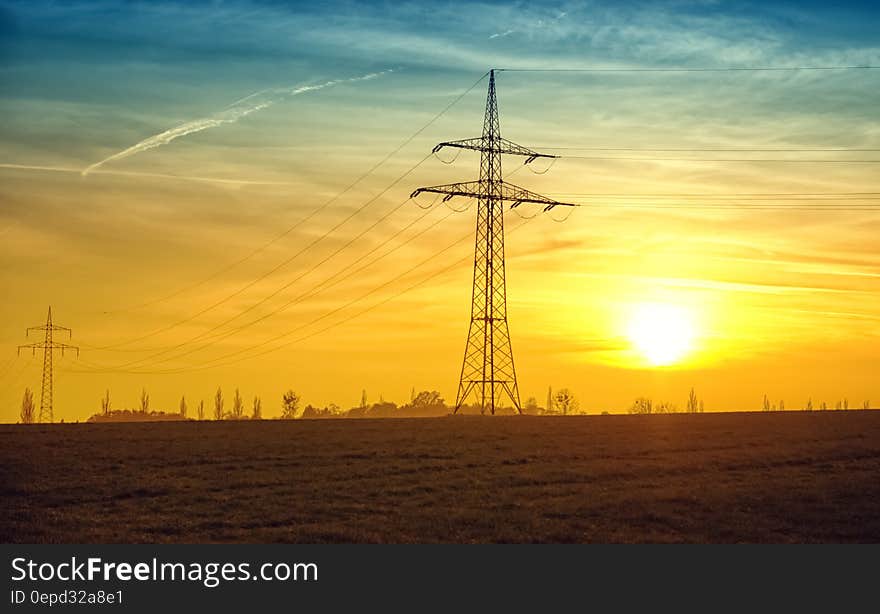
(17, 344), (36, 356)
(54, 342), (80, 357)
(433, 137), (556, 162)
(411, 180), (578, 211)
(410, 181), (483, 200)
(499, 181), (578, 211)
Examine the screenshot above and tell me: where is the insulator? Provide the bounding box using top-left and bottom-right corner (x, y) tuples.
(410, 189), (422, 198)
(443, 194), (454, 202)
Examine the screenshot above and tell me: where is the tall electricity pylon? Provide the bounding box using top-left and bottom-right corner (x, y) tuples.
(412, 69), (576, 415)
(18, 306), (79, 423)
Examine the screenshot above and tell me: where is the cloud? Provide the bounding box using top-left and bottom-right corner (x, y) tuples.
(489, 30), (514, 40)
(0, 162), (297, 186)
(82, 70), (391, 176)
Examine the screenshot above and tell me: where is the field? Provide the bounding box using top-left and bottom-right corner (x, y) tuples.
(2, 411), (880, 543)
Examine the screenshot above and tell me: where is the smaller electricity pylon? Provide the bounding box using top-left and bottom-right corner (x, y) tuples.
(18, 306), (78, 423)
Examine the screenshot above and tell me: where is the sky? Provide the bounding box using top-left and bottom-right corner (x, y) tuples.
(1, 0), (879, 421)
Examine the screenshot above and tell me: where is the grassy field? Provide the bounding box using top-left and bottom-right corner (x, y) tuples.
(2, 411), (880, 543)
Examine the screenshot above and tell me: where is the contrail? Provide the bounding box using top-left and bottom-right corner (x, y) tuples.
(82, 70), (391, 176)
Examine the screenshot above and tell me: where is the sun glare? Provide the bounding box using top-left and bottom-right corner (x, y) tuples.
(626, 303), (696, 367)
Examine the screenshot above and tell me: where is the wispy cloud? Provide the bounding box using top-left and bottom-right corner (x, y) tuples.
(82, 70), (391, 176)
(0, 162), (297, 186)
(488, 9), (567, 41)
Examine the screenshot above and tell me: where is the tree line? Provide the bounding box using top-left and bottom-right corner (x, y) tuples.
(15, 384), (875, 423)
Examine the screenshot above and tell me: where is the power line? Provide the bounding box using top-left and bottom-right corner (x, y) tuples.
(497, 66), (879, 73)
(537, 147), (880, 152)
(558, 156), (880, 163)
(95, 70), (490, 319)
(68, 216), (536, 376)
(85, 200), (455, 372)
(86, 151), (434, 353)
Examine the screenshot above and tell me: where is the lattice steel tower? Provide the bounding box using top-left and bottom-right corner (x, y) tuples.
(412, 69), (575, 414)
(18, 306), (79, 423)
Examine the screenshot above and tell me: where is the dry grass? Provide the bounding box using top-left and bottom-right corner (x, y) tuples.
(2, 411), (880, 543)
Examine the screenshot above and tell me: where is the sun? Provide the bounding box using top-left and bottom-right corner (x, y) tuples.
(626, 302), (696, 367)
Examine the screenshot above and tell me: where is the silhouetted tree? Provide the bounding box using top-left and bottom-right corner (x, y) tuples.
(282, 390), (300, 419)
(656, 401), (677, 414)
(524, 396), (539, 413)
(835, 400), (842, 410)
(687, 388), (699, 413)
(546, 386), (553, 413)
(553, 388), (578, 415)
(805, 398), (813, 411)
(820, 401), (828, 411)
(230, 388), (244, 420)
(843, 398), (849, 410)
(214, 387), (224, 420)
(252, 396), (262, 420)
(179, 395), (187, 419)
(864, 400), (871, 410)
(779, 399), (785, 411)
(20, 388), (35, 424)
(360, 389), (368, 409)
(197, 400), (205, 421)
(629, 397), (653, 414)
(101, 389), (111, 416)
(412, 390), (444, 407)
(140, 388), (150, 413)
(762, 394), (771, 412)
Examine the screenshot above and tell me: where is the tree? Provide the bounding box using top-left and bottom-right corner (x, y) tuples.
(524, 396), (539, 413)
(820, 401), (828, 411)
(101, 389), (111, 416)
(629, 397), (653, 415)
(546, 386), (553, 413)
(214, 387), (224, 420)
(140, 388), (150, 413)
(553, 388), (578, 415)
(360, 389), (368, 409)
(656, 401), (677, 414)
(252, 396), (262, 420)
(230, 388), (244, 420)
(778, 399), (785, 412)
(197, 400), (205, 421)
(843, 398), (849, 410)
(412, 390), (444, 407)
(864, 400), (871, 410)
(805, 398), (813, 411)
(20, 388), (35, 424)
(179, 395), (187, 419)
(687, 388), (699, 413)
(282, 390), (300, 419)
(762, 394), (770, 412)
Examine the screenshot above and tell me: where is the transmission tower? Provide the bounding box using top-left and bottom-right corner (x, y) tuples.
(18, 306), (79, 423)
(411, 69), (576, 415)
